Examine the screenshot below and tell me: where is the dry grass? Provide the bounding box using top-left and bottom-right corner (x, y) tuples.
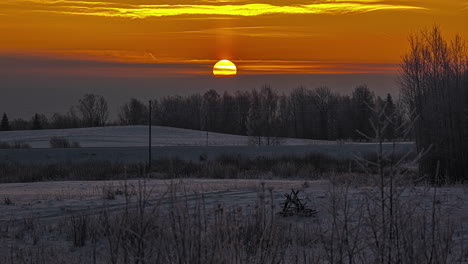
(49, 136), (81, 148)
(0, 178), (466, 264)
(0, 152), (417, 183)
(0, 107), (465, 263)
(0, 141), (31, 149)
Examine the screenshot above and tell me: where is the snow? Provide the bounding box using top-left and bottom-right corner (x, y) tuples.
(0, 179), (313, 221)
(0, 179), (466, 263)
(0, 126), (415, 164)
(0, 179), (466, 228)
(0, 125), (335, 148)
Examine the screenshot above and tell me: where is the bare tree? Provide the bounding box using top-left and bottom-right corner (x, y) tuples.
(352, 85), (375, 141)
(247, 89), (263, 145)
(77, 94), (109, 127)
(201, 90), (220, 134)
(312, 86), (336, 140)
(247, 86), (283, 145)
(118, 98), (148, 125)
(50, 107), (80, 129)
(400, 25), (468, 181)
(289, 86), (308, 138)
(259, 85), (279, 145)
(233, 91), (251, 135)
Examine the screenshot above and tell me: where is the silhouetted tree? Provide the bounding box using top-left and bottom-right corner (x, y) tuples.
(1, 113), (10, 131)
(51, 108), (80, 129)
(185, 94), (203, 130)
(383, 94), (396, 140)
(335, 95), (354, 140)
(352, 85), (375, 140)
(400, 25), (468, 181)
(233, 91), (251, 135)
(259, 85), (279, 145)
(247, 89), (263, 145)
(32, 113), (42, 130)
(11, 118), (29, 130)
(312, 86), (335, 140)
(158, 96), (183, 127)
(77, 94), (109, 127)
(118, 98), (148, 125)
(277, 93), (290, 137)
(220, 91), (236, 134)
(201, 90), (220, 133)
(150, 99), (161, 125)
(289, 86), (308, 138)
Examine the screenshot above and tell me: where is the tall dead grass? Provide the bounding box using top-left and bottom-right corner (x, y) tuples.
(0, 177), (466, 264)
(0, 152), (416, 183)
(0, 106), (466, 263)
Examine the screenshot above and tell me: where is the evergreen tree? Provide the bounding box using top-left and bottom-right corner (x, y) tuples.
(1, 113), (10, 131)
(384, 94), (396, 140)
(32, 113), (42, 130)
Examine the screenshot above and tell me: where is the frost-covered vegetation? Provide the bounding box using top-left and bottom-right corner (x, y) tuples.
(0, 151), (415, 183)
(0, 177), (466, 264)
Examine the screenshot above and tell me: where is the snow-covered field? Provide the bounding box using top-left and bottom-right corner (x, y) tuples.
(0, 179), (314, 222)
(0, 125), (334, 148)
(0, 126), (415, 164)
(0, 178), (466, 230)
(0, 179), (467, 263)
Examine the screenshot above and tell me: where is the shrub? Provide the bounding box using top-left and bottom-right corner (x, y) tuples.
(0, 141), (31, 149)
(49, 137), (81, 148)
(69, 214), (89, 247)
(3, 196), (13, 205)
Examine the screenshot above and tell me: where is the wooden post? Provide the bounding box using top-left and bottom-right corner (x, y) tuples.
(148, 100), (152, 172)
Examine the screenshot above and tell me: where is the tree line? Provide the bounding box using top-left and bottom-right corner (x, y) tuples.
(1, 85), (404, 143)
(1, 94), (109, 131)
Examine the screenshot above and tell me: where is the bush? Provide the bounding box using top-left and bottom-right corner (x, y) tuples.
(0, 141), (31, 149)
(3, 196), (13, 205)
(49, 137), (81, 148)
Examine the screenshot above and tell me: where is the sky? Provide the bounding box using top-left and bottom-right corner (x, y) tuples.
(1, 0), (467, 118)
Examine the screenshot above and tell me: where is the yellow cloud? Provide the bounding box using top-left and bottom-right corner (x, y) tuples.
(2, 0), (426, 18)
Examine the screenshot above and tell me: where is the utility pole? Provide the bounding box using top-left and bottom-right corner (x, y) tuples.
(205, 115), (209, 146)
(148, 100), (152, 172)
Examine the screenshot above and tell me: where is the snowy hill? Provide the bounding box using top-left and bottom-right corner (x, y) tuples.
(0, 125), (334, 148)
(0, 126), (415, 164)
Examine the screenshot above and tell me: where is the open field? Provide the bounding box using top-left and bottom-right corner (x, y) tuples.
(0, 179), (320, 222)
(2, 126), (463, 263)
(0, 126), (415, 164)
(0, 178), (467, 263)
(0, 144), (414, 164)
(0, 126), (334, 148)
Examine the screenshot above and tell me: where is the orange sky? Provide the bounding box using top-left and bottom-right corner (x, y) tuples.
(1, 0), (467, 76)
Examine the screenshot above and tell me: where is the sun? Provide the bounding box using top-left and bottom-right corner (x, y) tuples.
(213, 60), (237, 77)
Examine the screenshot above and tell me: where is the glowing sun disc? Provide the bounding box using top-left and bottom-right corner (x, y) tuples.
(213, 60), (237, 77)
